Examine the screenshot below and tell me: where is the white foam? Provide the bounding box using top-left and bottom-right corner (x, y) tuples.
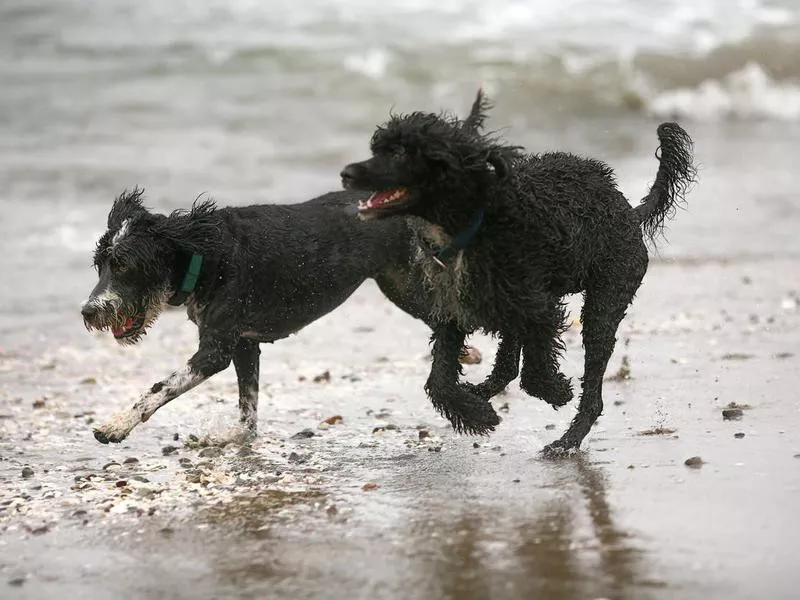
(646, 62), (800, 121)
(344, 48), (390, 79)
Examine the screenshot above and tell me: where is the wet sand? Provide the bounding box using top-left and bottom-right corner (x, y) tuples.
(1, 256), (799, 599)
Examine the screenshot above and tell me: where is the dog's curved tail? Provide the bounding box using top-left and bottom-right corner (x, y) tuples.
(635, 122), (697, 241)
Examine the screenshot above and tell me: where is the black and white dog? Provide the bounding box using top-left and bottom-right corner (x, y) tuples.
(82, 188), (485, 444)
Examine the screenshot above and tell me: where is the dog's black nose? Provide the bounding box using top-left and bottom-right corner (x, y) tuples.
(340, 164), (358, 185)
(81, 304), (97, 319)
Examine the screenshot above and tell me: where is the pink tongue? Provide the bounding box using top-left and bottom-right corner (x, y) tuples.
(369, 191), (394, 207)
(113, 317), (134, 337)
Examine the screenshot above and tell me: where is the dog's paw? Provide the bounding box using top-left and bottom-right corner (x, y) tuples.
(93, 409), (140, 444)
(211, 425), (256, 447)
(452, 400), (501, 436)
(541, 438), (581, 459)
(93, 426), (127, 444)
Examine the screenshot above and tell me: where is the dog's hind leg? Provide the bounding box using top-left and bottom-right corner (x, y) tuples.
(93, 333), (238, 444)
(464, 335), (521, 399)
(425, 321), (501, 435)
(543, 247), (647, 456)
(519, 303), (573, 408)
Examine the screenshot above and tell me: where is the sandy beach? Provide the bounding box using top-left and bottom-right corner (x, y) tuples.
(2, 254), (799, 599)
(2, 0), (800, 597)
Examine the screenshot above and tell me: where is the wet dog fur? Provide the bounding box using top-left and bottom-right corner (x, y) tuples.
(82, 188), (483, 444)
(340, 93), (697, 455)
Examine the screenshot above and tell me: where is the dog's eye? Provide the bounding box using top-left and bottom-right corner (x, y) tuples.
(391, 147), (406, 160)
(115, 262), (129, 274)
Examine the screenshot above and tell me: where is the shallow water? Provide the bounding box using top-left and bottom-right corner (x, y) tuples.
(2, 0), (800, 598)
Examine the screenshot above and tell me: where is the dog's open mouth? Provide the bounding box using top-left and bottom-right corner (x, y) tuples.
(358, 188), (409, 216)
(111, 314), (146, 340)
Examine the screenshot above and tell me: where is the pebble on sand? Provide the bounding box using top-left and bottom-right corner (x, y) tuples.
(291, 429), (315, 439)
(362, 482), (379, 491)
(161, 445), (179, 456)
(722, 408), (744, 420)
(734, 432), (745, 439)
(198, 447), (222, 458)
(21, 466), (34, 478)
(684, 456), (705, 469)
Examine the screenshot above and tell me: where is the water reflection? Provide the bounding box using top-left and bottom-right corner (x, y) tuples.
(406, 456), (657, 600)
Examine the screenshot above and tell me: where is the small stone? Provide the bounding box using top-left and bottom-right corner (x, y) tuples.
(545, 424), (556, 430)
(30, 525), (50, 536)
(122, 457), (140, 465)
(326, 505), (338, 516)
(418, 430), (430, 440)
(291, 429), (315, 439)
(428, 446), (442, 453)
(734, 432), (745, 439)
(80, 377), (97, 385)
(323, 415), (343, 425)
(161, 445), (179, 456)
(722, 408), (743, 420)
(188, 434), (199, 443)
(458, 346), (483, 365)
(21, 466), (34, 478)
(8, 577), (26, 587)
(288, 452), (308, 464)
(130, 475), (150, 483)
(317, 422), (330, 430)
(32, 398), (46, 409)
(512, 479), (520, 483)
(178, 458), (193, 468)
(173, 433), (180, 441)
(472, 442), (480, 448)
(684, 456), (704, 469)
(115, 480), (127, 488)
(372, 426), (386, 434)
(102, 462), (121, 472)
(198, 447), (222, 458)
(236, 447), (254, 457)
(312, 370), (331, 383)
(384, 424), (399, 431)
(362, 482), (379, 491)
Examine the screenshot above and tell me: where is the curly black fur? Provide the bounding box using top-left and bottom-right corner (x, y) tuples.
(341, 100), (696, 454)
(82, 187), (485, 444)
(635, 123), (698, 241)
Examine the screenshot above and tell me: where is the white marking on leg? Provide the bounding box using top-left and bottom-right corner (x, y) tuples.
(94, 365), (205, 443)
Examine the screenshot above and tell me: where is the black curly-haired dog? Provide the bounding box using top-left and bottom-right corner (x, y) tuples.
(340, 94), (696, 455)
(81, 187), (491, 444)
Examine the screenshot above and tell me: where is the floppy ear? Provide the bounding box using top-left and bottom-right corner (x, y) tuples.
(108, 187), (148, 228)
(152, 197), (221, 257)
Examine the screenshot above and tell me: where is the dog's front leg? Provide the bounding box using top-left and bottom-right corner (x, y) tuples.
(425, 322), (500, 435)
(93, 334), (237, 444)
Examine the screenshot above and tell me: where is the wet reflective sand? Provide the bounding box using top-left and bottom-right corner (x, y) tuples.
(2, 256), (799, 599)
